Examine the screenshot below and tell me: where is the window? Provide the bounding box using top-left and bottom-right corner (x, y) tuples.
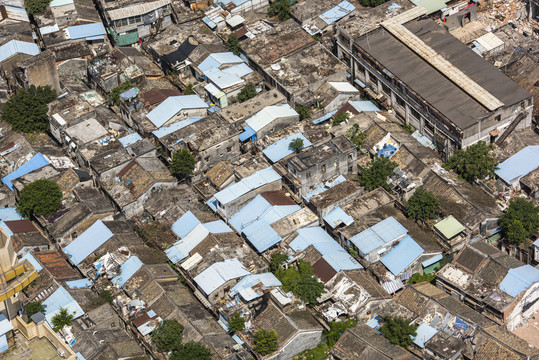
(226, 146), (232, 153)
(495, 114), (501, 122)
(396, 96), (405, 108)
(411, 108), (420, 120)
(321, 165), (326, 173)
(348, 153), (353, 160)
(306, 172), (311, 178)
(528, 99), (532, 106)
(204, 156), (210, 162)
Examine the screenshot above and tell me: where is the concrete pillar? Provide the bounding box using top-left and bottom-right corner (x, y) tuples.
(404, 103), (410, 125)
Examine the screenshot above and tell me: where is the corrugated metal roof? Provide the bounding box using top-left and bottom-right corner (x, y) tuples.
(380, 235), (424, 276)
(119, 133), (142, 147)
(348, 100), (380, 113)
(21, 252), (42, 272)
(67, 23), (106, 40)
(495, 146), (539, 185)
(146, 95), (207, 128)
(382, 279), (404, 294)
(422, 254), (443, 268)
(204, 67), (245, 90)
(214, 167), (281, 205)
(290, 227), (362, 271)
(226, 14), (245, 27)
(112, 256), (143, 286)
(171, 211), (200, 239)
(312, 110), (337, 124)
(262, 132), (312, 163)
(434, 215), (465, 240)
(229, 195), (298, 232)
(166, 223), (209, 264)
(43, 286), (84, 327)
(198, 52), (244, 73)
(119, 87), (138, 99)
(413, 323), (438, 348)
(151, 117), (204, 138)
(63, 220), (114, 265)
(194, 258), (250, 296)
(4, 5), (29, 22)
(499, 265), (539, 297)
(230, 272), (281, 300)
(243, 220), (282, 253)
(2, 152), (49, 191)
(411, 0), (448, 14)
(238, 125), (256, 142)
(0, 208), (22, 221)
(66, 278), (92, 289)
(107, 0), (170, 21)
(50, 0), (74, 6)
(0, 314), (13, 336)
(319, 1), (355, 25)
(303, 175), (346, 202)
(203, 220), (232, 234)
(40, 24), (60, 35)
(245, 104), (298, 133)
(0, 39), (40, 63)
(350, 216), (408, 256)
(323, 207), (354, 228)
(329, 81), (359, 93)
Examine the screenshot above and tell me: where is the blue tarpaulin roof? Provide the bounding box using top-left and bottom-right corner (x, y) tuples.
(66, 278), (92, 289)
(413, 323), (438, 348)
(323, 207), (354, 228)
(238, 125), (256, 142)
(499, 265), (539, 297)
(214, 167), (281, 206)
(319, 1), (355, 25)
(67, 23), (106, 40)
(290, 227), (362, 271)
(21, 252), (42, 272)
(262, 132), (312, 163)
(112, 256), (143, 286)
(119, 133), (142, 147)
(350, 217), (407, 256)
(2, 152), (49, 191)
(0, 40), (40, 63)
(43, 286), (84, 327)
(495, 146), (539, 185)
(146, 95), (208, 128)
(377, 144), (398, 158)
(194, 258), (250, 296)
(380, 235), (424, 276)
(312, 110), (337, 124)
(63, 220), (113, 265)
(422, 254), (443, 268)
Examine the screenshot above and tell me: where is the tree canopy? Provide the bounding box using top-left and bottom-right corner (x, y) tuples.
(17, 179), (62, 218)
(405, 187), (439, 221)
(108, 81), (133, 106)
(26, 302), (46, 322)
(500, 198), (539, 244)
(171, 148), (196, 177)
(184, 84), (195, 95)
(360, 156), (397, 191)
(225, 34), (241, 56)
(346, 124), (366, 148)
(295, 105), (311, 121)
(289, 138), (304, 153)
(269, 253), (289, 272)
(254, 328), (278, 355)
(268, 0), (292, 21)
(52, 307), (74, 332)
(379, 315), (417, 348)
(276, 260), (325, 304)
(170, 341), (212, 360)
(228, 312), (245, 332)
(360, 0), (387, 7)
(25, 0), (51, 15)
(237, 82), (257, 102)
(326, 318), (357, 348)
(151, 319), (184, 352)
(1, 85), (56, 133)
(332, 112), (349, 126)
(444, 141), (497, 182)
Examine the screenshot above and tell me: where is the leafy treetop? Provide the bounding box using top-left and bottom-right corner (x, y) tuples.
(225, 34), (241, 56)
(151, 319), (184, 352)
(1, 85), (56, 133)
(253, 328), (278, 355)
(26, 302), (46, 322)
(171, 148), (196, 177)
(26, 0), (51, 15)
(51, 307), (74, 332)
(346, 124), (366, 148)
(405, 187), (439, 221)
(379, 315), (417, 348)
(500, 198), (539, 244)
(360, 0), (387, 7)
(295, 105), (311, 121)
(326, 318), (356, 348)
(108, 81), (133, 106)
(170, 341), (212, 360)
(269, 253), (289, 272)
(360, 156), (397, 191)
(228, 312), (245, 332)
(268, 0), (292, 21)
(444, 141), (497, 182)
(237, 82), (257, 102)
(332, 112), (349, 126)
(184, 84), (195, 95)
(17, 179), (62, 218)
(276, 260), (325, 304)
(289, 138), (304, 153)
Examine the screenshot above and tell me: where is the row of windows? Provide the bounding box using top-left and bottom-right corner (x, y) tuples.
(115, 15), (142, 28)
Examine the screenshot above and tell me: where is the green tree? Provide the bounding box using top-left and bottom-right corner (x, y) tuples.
(1, 85), (56, 133)
(17, 179), (62, 218)
(293, 343), (329, 360)
(184, 84), (195, 95)
(25, 0), (51, 15)
(171, 148), (196, 177)
(500, 198), (539, 243)
(268, 0), (292, 21)
(170, 341), (212, 360)
(326, 318), (356, 348)
(237, 82), (257, 102)
(295, 275), (325, 304)
(254, 328), (278, 355)
(360, 156), (397, 191)
(151, 319), (184, 352)
(277, 260), (325, 304)
(289, 138), (304, 153)
(360, 0), (387, 7)
(332, 112), (349, 126)
(225, 34), (241, 56)
(295, 105), (311, 121)
(269, 253), (289, 273)
(346, 124), (366, 148)
(99, 290), (113, 304)
(444, 141), (497, 182)
(408, 272), (436, 284)
(108, 81), (133, 106)
(405, 187), (439, 221)
(52, 307), (74, 332)
(379, 315), (417, 348)
(26, 302), (46, 321)
(228, 312), (245, 332)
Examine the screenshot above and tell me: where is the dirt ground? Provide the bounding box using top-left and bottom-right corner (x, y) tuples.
(512, 310), (539, 348)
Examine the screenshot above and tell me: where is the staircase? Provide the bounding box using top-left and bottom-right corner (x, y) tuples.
(496, 112), (526, 145)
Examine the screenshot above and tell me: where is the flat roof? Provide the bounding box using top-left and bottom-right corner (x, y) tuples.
(354, 18), (530, 130)
(434, 215), (465, 239)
